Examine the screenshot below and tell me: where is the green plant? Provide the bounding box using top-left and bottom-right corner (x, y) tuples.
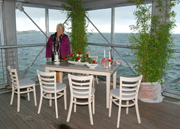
(63, 0), (89, 55)
(129, 0), (178, 82)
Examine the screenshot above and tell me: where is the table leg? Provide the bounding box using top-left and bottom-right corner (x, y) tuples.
(106, 73), (110, 108)
(113, 71), (117, 89)
(60, 72), (63, 83)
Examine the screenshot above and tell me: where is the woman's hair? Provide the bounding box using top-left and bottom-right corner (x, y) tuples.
(56, 23), (65, 32)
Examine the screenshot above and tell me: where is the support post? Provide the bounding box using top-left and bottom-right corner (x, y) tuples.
(45, 8), (49, 42)
(151, 0), (170, 25)
(2, 0), (18, 86)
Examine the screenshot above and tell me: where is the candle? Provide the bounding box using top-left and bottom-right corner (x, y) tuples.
(109, 48), (111, 59)
(55, 54), (58, 61)
(104, 49), (105, 58)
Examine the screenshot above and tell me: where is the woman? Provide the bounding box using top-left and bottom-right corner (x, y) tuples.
(46, 23), (71, 60)
(46, 23), (71, 82)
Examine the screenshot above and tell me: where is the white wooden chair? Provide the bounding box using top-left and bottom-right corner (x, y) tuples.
(7, 66), (37, 112)
(89, 55), (99, 84)
(109, 75), (143, 128)
(37, 70), (67, 119)
(67, 74), (95, 125)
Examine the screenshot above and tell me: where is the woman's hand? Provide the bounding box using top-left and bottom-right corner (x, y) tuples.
(47, 57), (49, 60)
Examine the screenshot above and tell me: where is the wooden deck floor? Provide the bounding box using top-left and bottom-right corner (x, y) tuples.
(0, 78), (180, 129)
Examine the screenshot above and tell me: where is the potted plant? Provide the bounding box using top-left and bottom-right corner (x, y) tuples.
(63, 0), (89, 55)
(129, 0), (178, 102)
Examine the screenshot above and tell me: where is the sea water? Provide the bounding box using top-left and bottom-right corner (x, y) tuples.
(2, 32), (180, 91)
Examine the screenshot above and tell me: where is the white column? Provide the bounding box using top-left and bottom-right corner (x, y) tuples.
(2, 0), (18, 85)
(45, 8), (49, 42)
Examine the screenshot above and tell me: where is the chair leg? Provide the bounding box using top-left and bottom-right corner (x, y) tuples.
(27, 88), (30, 101)
(93, 78), (95, 88)
(74, 98), (77, 112)
(88, 101), (93, 125)
(117, 102), (122, 128)
(10, 87), (14, 105)
(64, 88), (67, 110)
(17, 92), (20, 112)
(38, 92), (43, 114)
(126, 101), (129, 114)
(33, 86), (37, 106)
(67, 98), (73, 122)
(135, 101), (141, 124)
(49, 94), (52, 107)
(109, 95), (112, 117)
(55, 94), (58, 119)
(92, 95), (95, 114)
(96, 76), (99, 84)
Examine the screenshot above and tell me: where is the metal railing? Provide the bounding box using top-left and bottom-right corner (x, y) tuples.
(1, 42), (180, 99)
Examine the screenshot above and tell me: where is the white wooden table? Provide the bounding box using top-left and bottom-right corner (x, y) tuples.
(41, 61), (120, 108)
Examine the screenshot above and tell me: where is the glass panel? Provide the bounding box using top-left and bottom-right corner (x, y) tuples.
(113, 48), (135, 77)
(114, 5), (137, 47)
(115, 5), (136, 34)
(16, 7), (45, 45)
(166, 4), (180, 92)
(87, 9), (111, 43)
(16, 7), (46, 77)
(18, 47), (46, 77)
(0, 3), (3, 86)
(49, 9), (69, 33)
(0, 2), (2, 45)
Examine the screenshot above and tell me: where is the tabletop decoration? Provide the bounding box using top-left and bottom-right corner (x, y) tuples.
(101, 57), (112, 68)
(54, 54), (60, 64)
(113, 59), (122, 65)
(66, 52), (97, 65)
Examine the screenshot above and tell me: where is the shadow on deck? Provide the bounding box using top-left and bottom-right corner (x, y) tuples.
(0, 78), (180, 129)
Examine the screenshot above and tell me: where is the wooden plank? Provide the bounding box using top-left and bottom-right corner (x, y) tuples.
(8, 92), (70, 129)
(25, 87), (78, 129)
(0, 101), (16, 129)
(0, 94), (29, 129)
(0, 79), (180, 129)
(0, 93), (42, 129)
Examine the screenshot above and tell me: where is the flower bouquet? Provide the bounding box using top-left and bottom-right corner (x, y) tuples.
(66, 52), (97, 65)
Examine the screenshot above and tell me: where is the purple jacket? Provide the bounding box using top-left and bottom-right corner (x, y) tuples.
(46, 33), (71, 58)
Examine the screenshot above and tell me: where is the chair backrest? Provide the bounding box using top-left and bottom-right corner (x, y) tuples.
(37, 70), (57, 93)
(89, 55), (98, 62)
(7, 66), (19, 88)
(119, 75), (143, 100)
(68, 74), (93, 98)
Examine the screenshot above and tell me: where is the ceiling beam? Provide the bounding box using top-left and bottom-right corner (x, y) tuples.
(17, 0), (66, 9)
(82, 0), (152, 11)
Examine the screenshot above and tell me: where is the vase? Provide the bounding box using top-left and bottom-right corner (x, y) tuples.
(138, 82), (163, 103)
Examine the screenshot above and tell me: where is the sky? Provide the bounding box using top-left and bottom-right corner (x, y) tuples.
(16, 4), (180, 34)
